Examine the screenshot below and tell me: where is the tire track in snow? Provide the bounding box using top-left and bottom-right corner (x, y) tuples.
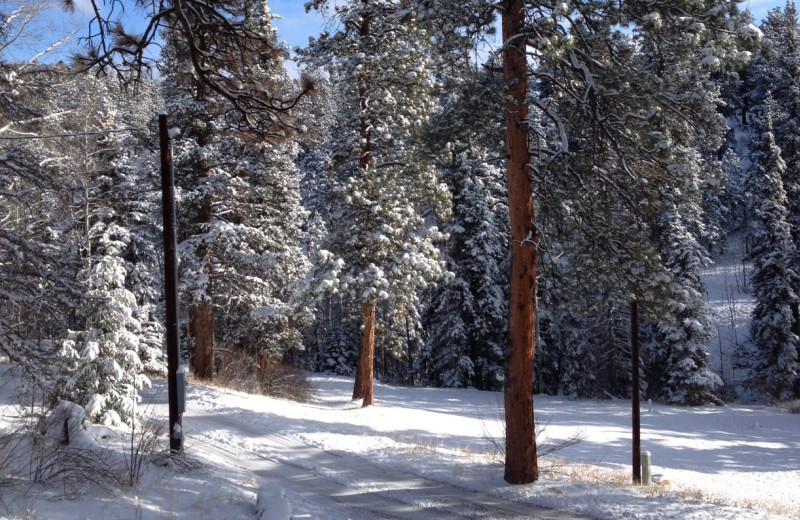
(184, 409), (592, 520)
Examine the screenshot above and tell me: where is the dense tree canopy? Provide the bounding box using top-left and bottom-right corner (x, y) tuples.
(2, 2), (799, 486)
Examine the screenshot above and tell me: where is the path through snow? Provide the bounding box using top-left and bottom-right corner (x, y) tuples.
(185, 407), (590, 519)
(158, 374), (799, 520)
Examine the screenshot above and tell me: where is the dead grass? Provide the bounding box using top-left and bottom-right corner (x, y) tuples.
(778, 399), (800, 415)
(0, 403), (124, 497)
(391, 432), (442, 457)
(195, 353), (315, 403)
(537, 457), (800, 518)
(476, 406), (799, 518)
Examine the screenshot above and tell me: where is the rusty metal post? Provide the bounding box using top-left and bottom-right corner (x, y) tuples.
(631, 300), (641, 484)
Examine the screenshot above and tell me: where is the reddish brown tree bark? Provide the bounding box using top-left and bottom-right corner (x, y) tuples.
(502, 0), (539, 485)
(351, 6), (376, 407)
(189, 298), (214, 380)
(188, 80), (215, 381)
(189, 216), (214, 381)
(352, 302), (376, 406)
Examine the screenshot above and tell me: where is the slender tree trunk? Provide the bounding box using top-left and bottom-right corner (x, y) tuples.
(190, 197), (214, 380)
(189, 200), (214, 380)
(188, 79), (215, 381)
(351, 7), (376, 407)
(353, 302), (375, 406)
(502, 0), (539, 485)
(741, 100), (748, 126)
(405, 314), (415, 377)
(189, 297), (214, 379)
(83, 179), (91, 270)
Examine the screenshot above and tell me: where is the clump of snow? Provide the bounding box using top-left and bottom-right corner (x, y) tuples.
(41, 400), (91, 447)
(738, 23), (763, 41)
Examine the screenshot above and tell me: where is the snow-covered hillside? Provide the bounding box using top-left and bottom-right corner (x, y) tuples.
(2, 366), (798, 520)
(702, 232), (756, 396)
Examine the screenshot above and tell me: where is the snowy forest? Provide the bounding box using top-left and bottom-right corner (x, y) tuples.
(1, 0), (799, 469)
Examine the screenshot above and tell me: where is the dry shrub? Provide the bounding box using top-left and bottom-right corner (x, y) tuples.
(481, 406), (583, 464)
(150, 444), (202, 474)
(215, 350), (260, 394)
(0, 421), (26, 488)
(257, 356), (314, 402)
(537, 457), (800, 518)
(215, 351), (314, 402)
(778, 399), (800, 414)
(125, 411), (166, 487)
(479, 406), (798, 517)
(31, 403), (123, 490)
(0, 402), (123, 495)
(538, 457), (631, 486)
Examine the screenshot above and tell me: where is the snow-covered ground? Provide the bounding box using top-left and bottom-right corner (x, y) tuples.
(703, 232), (756, 396)
(0, 233), (790, 520)
(2, 365), (798, 520)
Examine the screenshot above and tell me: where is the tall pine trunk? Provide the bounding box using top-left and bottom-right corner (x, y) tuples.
(353, 302), (376, 406)
(188, 79), (215, 381)
(502, 0), (539, 485)
(190, 195), (214, 380)
(189, 298), (214, 379)
(352, 7), (376, 407)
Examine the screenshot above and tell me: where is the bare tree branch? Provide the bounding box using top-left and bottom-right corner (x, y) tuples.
(70, 0), (315, 133)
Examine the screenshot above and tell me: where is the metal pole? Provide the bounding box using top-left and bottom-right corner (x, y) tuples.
(160, 113), (183, 452)
(631, 300), (641, 484)
(641, 450), (652, 486)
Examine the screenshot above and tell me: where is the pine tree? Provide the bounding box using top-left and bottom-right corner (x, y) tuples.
(71, 0), (313, 130)
(0, 60), (167, 415)
(704, 149), (748, 244)
(759, 3), (800, 336)
(537, 0), (747, 407)
(745, 98), (800, 402)
(110, 151), (168, 375)
(396, 17), (510, 391)
(66, 74), (167, 382)
(536, 272), (596, 397)
(56, 245), (150, 427)
(161, 2), (308, 379)
(650, 208), (723, 405)
(296, 83), (361, 376)
(700, 154), (733, 256)
(497, 0), (540, 485)
(210, 133), (310, 359)
(418, 149), (507, 390)
(415, 0), (747, 483)
(22, 70), (167, 421)
(0, 64), (84, 384)
(302, 0), (450, 406)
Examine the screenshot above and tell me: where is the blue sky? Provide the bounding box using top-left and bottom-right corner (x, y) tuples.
(70, 0), (332, 52)
(3, 0), (789, 68)
(744, 0), (792, 20)
(270, 1), (330, 51)
(271, 0), (787, 52)
(269, 0), (787, 77)
(270, 1), (791, 48)
(3, 0), (327, 68)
